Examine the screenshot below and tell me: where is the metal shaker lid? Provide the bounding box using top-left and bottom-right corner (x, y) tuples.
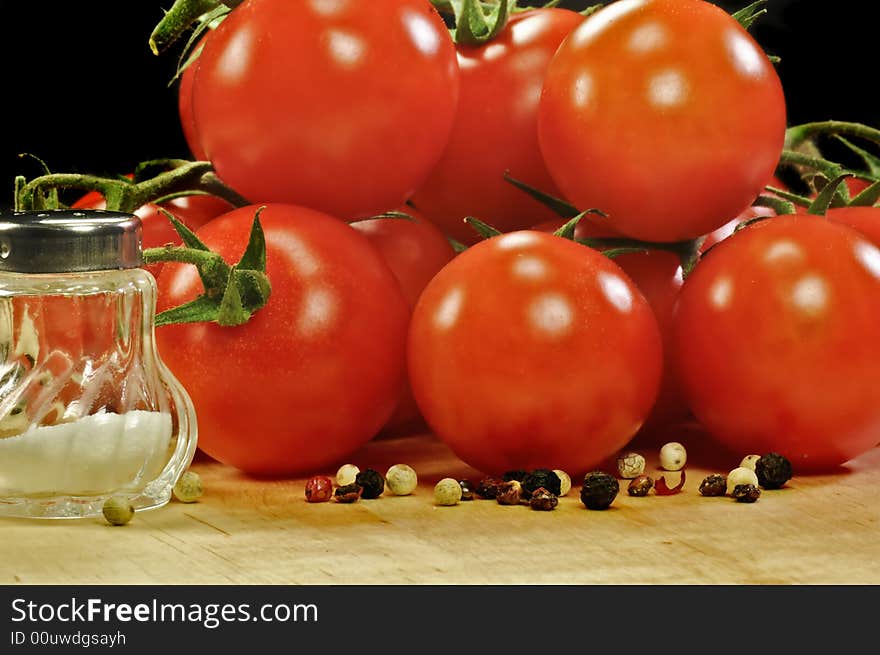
(0, 209), (143, 273)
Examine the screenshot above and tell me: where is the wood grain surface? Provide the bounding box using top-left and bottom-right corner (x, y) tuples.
(2, 427), (878, 585)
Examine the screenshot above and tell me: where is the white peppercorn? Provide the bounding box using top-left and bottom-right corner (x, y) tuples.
(739, 454), (761, 471)
(726, 466), (759, 495)
(553, 469), (572, 496)
(335, 463), (360, 487)
(617, 451), (646, 479)
(385, 464), (418, 496)
(659, 442), (687, 471)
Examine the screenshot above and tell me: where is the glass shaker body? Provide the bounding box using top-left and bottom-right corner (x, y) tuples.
(0, 210), (197, 518)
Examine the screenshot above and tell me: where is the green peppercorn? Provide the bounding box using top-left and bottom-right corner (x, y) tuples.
(522, 469), (562, 498)
(334, 483), (362, 503)
(172, 470), (203, 503)
(732, 483), (761, 503)
(458, 479), (475, 501)
(755, 453), (792, 489)
(529, 487), (558, 511)
(580, 471), (619, 510)
(699, 473), (728, 497)
(627, 475), (653, 497)
(102, 496), (134, 526)
(355, 468), (385, 499)
(476, 476), (504, 499)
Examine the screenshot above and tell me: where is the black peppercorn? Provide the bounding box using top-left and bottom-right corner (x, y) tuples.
(627, 475), (653, 497)
(529, 487), (558, 511)
(355, 469), (385, 499)
(496, 480), (523, 505)
(458, 479), (475, 501)
(334, 483), (362, 503)
(699, 473), (728, 497)
(755, 453), (792, 489)
(732, 483), (761, 503)
(476, 476), (504, 499)
(522, 469), (562, 498)
(580, 471), (619, 510)
(502, 470), (528, 483)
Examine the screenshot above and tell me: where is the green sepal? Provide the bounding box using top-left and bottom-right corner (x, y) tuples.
(834, 136), (880, 177)
(753, 194), (796, 215)
(354, 211), (417, 222)
(580, 4), (603, 17)
(732, 1), (768, 32)
(235, 207), (268, 272)
(216, 266), (251, 327)
(503, 171), (598, 220)
(149, 0), (223, 56)
(170, 4), (231, 85)
(155, 296), (222, 327)
(160, 208), (211, 252)
(464, 216), (503, 239)
(552, 211), (589, 240)
(448, 237), (469, 253)
(602, 247), (649, 259)
(454, 0), (511, 46)
(848, 179), (880, 207)
(808, 174), (852, 215)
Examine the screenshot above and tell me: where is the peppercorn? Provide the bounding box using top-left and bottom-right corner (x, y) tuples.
(580, 471), (619, 510)
(102, 496), (134, 526)
(476, 476), (504, 499)
(726, 466), (759, 495)
(172, 470), (203, 503)
(305, 475), (334, 503)
(334, 483), (362, 503)
(335, 463), (360, 487)
(755, 453), (792, 489)
(617, 452), (646, 479)
(385, 464), (418, 496)
(355, 468), (385, 499)
(521, 468), (562, 498)
(529, 487), (558, 511)
(659, 442), (687, 471)
(496, 480), (523, 505)
(699, 473), (727, 497)
(458, 479), (475, 501)
(502, 470), (528, 482)
(553, 469), (572, 496)
(434, 478), (463, 506)
(732, 483), (761, 503)
(739, 454), (761, 471)
(627, 475), (653, 497)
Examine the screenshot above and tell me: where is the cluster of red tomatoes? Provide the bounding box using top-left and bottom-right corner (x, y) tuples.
(132, 0), (880, 477)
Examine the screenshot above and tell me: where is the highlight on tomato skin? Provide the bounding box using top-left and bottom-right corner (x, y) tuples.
(407, 230), (663, 477)
(410, 7), (585, 245)
(155, 204), (411, 477)
(537, 0), (787, 242)
(673, 216), (880, 471)
(189, 0), (461, 220)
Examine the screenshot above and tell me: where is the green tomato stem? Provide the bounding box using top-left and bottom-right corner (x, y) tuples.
(150, 0), (223, 55)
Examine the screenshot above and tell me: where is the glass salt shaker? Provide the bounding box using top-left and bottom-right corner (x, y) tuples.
(0, 209), (197, 518)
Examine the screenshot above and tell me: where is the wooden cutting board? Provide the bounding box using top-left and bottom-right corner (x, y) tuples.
(2, 428), (878, 585)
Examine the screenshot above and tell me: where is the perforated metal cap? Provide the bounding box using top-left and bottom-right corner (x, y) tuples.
(0, 209), (143, 273)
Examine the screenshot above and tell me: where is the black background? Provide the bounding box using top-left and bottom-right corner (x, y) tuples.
(0, 0), (876, 209)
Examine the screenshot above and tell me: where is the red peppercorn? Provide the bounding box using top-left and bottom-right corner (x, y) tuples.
(305, 476), (334, 503)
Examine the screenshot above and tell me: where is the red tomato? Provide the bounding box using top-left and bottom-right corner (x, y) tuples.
(538, 0), (786, 241)
(674, 216), (880, 470)
(826, 206), (880, 246)
(73, 192), (232, 277)
(410, 8), (584, 244)
(191, 0), (459, 218)
(408, 230), (663, 475)
(177, 41), (207, 161)
(351, 207), (456, 433)
(533, 219), (687, 427)
(155, 204), (410, 476)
